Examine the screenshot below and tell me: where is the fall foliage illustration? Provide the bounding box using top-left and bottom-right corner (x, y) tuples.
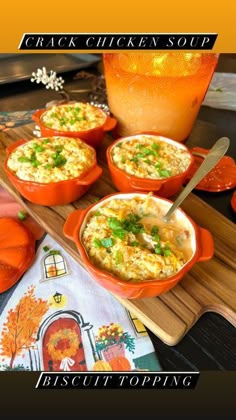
(0, 285), (49, 368)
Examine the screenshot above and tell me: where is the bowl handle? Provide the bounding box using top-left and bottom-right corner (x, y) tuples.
(32, 109), (45, 122)
(63, 209), (86, 241)
(77, 165), (103, 185)
(198, 227), (214, 262)
(103, 116), (117, 132)
(6, 139), (28, 156)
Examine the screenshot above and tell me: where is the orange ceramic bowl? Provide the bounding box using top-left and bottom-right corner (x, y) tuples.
(63, 192), (214, 299)
(32, 105), (117, 149)
(4, 139), (103, 206)
(106, 134), (194, 197)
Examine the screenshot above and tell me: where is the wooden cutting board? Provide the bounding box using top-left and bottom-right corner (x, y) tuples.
(0, 123), (235, 346)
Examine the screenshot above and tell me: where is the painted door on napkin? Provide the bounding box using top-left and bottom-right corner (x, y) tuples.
(42, 318), (87, 371)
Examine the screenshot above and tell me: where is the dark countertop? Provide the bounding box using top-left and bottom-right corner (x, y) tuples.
(0, 53), (235, 371)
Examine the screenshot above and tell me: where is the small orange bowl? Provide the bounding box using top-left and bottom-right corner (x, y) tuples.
(32, 103), (117, 149)
(106, 134), (194, 197)
(4, 138), (103, 206)
(63, 192), (214, 299)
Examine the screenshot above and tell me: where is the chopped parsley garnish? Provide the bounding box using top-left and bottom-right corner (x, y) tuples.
(116, 142), (122, 148)
(43, 138), (50, 144)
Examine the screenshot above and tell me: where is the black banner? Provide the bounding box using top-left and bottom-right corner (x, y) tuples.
(35, 372), (199, 389)
(19, 33), (217, 50)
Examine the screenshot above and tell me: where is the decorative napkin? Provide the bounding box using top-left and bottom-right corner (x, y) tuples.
(202, 72), (236, 111)
(0, 234), (162, 372)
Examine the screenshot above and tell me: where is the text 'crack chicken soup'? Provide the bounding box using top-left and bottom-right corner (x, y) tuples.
(41, 102), (106, 132)
(111, 135), (191, 179)
(82, 195), (194, 282)
(7, 137), (95, 183)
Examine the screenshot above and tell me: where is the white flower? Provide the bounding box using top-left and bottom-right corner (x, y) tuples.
(31, 67), (65, 91)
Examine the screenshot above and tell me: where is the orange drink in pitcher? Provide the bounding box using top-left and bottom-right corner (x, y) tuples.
(103, 53), (218, 142)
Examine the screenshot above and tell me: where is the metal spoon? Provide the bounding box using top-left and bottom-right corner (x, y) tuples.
(164, 137), (230, 222)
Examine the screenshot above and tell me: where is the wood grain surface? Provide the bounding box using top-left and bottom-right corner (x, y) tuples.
(0, 123), (235, 346)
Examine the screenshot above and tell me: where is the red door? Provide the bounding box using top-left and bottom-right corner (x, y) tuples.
(42, 318), (87, 371)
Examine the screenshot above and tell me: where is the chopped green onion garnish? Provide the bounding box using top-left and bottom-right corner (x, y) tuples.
(18, 156), (30, 163)
(43, 139), (50, 144)
(159, 169), (171, 178)
(151, 226), (159, 236)
(93, 238), (101, 248)
(45, 164), (52, 170)
(115, 250), (123, 264)
(31, 160), (40, 167)
(154, 246), (162, 255)
(130, 241), (139, 247)
(54, 145), (64, 153)
(112, 229), (126, 239)
(93, 211), (101, 216)
(100, 238), (114, 248)
(164, 249), (172, 256)
(18, 210), (27, 221)
(116, 142), (122, 148)
(151, 143), (160, 150)
(108, 217), (123, 230)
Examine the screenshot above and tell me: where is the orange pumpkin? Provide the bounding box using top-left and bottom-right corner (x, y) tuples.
(109, 356), (131, 371)
(93, 360), (112, 371)
(0, 218), (35, 293)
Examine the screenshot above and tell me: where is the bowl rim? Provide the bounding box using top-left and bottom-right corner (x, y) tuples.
(106, 133), (194, 185)
(4, 136), (99, 187)
(74, 192), (201, 289)
(36, 103), (109, 135)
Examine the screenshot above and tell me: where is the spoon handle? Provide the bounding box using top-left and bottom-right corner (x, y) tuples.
(164, 137), (230, 221)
